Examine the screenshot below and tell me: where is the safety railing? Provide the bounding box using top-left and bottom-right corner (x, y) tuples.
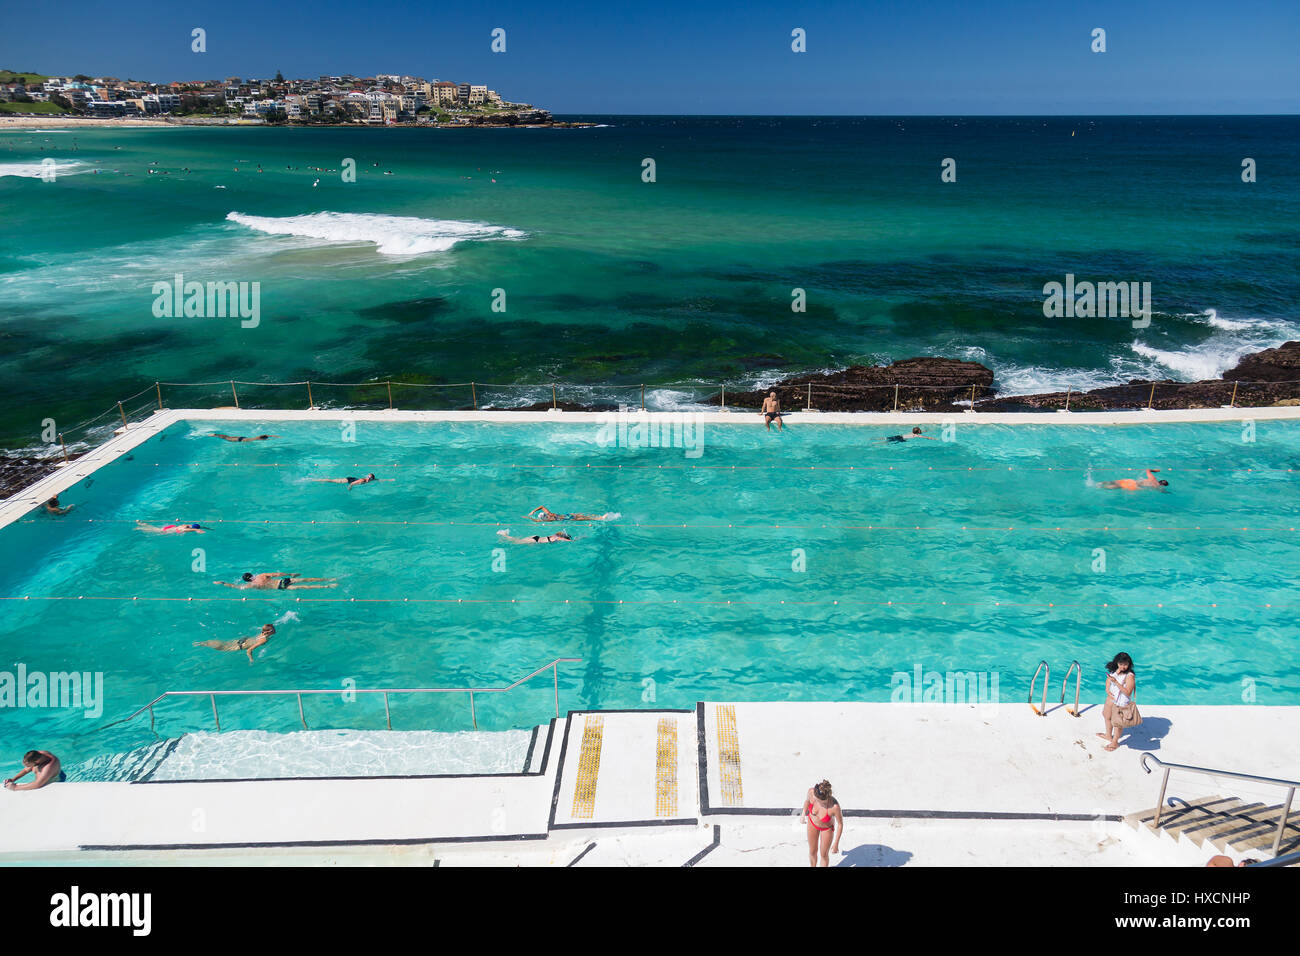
(1141, 754), (1298, 857)
(1028, 660), (1050, 716)
(1060, 660), (1083, 717)
(103, 657), (582, 736)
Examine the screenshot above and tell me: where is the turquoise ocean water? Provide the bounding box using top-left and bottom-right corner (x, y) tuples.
(1, 418), (1298, 774)
(2, 116), (1300, 454)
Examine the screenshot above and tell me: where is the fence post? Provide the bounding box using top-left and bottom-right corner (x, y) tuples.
(970, 384), (976, 409)
(155, 382), (163, 411)
(552, 384), (558, 410)
(306, 381), (314, 409)
(230, 381), (240, 409)
(806, 382), (813, 411)
(721, 385), (726, 409)
(641, 384), (646, 412)
(118, 401), (128, 429)
(387, 381), (393, 409)
(1064, 387), (1071, 412)
(471, 382), (477, 411)
(59, 433), (69, 464)
(1147, 382), (1156, 410)
(893, 384), (899, 412)
(1229, 381), (1238, 408)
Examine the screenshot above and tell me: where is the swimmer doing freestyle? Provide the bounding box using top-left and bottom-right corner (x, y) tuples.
(1095, 468), (1168, 491)
(526, 506), (620, 522)
(194, 623), (275, 664)
(214, 572), (337, 590)
(497, 528), (573, 544)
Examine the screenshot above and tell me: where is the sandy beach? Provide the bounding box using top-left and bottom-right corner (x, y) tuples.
(0, 115), (188, 129)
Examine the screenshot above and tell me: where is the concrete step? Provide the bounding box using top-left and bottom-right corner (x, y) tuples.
(1176, 802), (1268, 847)
(1123, 795), (1235, 836)
(1211, 806), (1300, 856)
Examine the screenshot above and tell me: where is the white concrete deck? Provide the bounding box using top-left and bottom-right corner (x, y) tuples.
(1, 702), (1292, 863)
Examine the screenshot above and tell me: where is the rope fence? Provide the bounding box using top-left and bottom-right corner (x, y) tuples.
(21, 374), (1300, 481)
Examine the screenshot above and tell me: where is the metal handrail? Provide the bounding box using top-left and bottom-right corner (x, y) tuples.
(103, 658), (582, 735)
(1060, 660), (1082, 717)
(1028, 660), (1049, 716)
(1141, 754), (1298, 857)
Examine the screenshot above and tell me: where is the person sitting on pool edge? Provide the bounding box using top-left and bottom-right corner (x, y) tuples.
(194, 623), (275, 664)
(526, 506), (620, 523)
(211, 433), (280, 442)
(1096, 468), (1168, 491)
(876, 427), (937, 443)
(309, 473), (377, 489)
(4, 750), (65, 790)
(496, 528), (573, 544)
(762, 392), (784, 431)
(215, 572), (338, 590)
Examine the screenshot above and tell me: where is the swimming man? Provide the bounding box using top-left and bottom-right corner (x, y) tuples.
(1096, 469), (1168, 490)
(876, 427), (937, 443)
(497, 529), (573, 544)
(212, 433), (280, 442)
(215, 572), (338, 590)
(526, 506), (620, 523)
(194, 623), (275, 664)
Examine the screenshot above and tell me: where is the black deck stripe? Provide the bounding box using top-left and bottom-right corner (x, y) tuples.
(79, 832), (550, 851)
(696, 702), (709, 815)
(535, 717), (557, 776)
(546, 712), (576, 830)
(522, 725), (540, 773)
(565, 842), (597, 866)
(682, 825), (722, 867)
(550, 818), (699, 831)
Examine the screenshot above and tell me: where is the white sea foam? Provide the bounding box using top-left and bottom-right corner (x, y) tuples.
(0, 160), (85, 178)
(226, 211), (527, 256)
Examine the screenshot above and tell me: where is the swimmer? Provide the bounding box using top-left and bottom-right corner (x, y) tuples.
(876, 426), (937, 443)
(526, 506), (620, 523)
(1096, 469), (1168, 491)
(137, 521), (207, 534)
(43, 496), (73, 515)
(496, 528), (573, 544)
(211, 433), (280, 442)
(215, 572), (338, 590)
(762, 392), (784, 431)
(194, 623), (275, 664)
(4, 750), (64, 791)
(309, 473), (377, 489)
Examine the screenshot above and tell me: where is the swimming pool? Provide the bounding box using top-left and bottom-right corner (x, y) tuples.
(3, 415), (1298, 776)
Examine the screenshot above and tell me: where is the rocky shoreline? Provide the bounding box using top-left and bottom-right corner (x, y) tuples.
(6, 343), (1300, 500)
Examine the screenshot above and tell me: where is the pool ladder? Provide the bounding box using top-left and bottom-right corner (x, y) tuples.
(1028, 660), (1083, 717)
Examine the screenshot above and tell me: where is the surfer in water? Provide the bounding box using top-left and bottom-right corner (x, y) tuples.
(526, 506), (620, 523)
(1095, 469), (1168, 491)
(497, 529), (573, 545)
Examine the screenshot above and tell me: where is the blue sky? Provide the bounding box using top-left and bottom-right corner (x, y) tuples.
(4, 0), (1297, 114)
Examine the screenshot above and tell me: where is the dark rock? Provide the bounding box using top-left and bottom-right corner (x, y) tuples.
(0, 456), (63, 501)
(1222, 341), (1300, 383)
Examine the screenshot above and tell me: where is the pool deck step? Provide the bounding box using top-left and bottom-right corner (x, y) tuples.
(1124, 794), (1299, 859)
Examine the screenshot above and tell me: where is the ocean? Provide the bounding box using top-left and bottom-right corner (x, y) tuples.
(2, 115), (1298, 453)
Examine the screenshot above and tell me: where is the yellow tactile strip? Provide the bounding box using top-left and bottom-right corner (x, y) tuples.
(571, 715), (604, 819)
(716, 704), (743, 807)
(655, 717), (678, 817)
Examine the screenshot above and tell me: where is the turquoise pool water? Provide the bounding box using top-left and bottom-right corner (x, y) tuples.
(2, 417), (1298, 775)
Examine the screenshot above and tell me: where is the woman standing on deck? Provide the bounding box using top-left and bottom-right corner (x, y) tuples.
(803, 779), (843, 866)
(1099, 653), (1139, 751)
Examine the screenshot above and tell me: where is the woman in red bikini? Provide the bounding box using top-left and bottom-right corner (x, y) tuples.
(803, 779), (843, 866)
